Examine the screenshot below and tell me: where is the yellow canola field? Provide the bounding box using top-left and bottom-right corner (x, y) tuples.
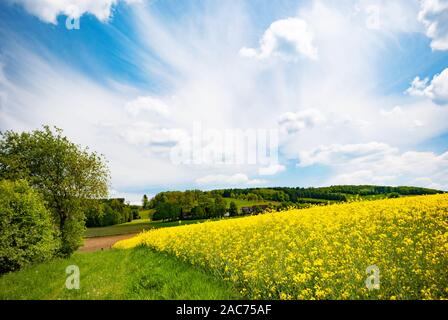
(114, 194), (448, 299)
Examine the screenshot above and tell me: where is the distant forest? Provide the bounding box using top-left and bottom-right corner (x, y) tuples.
(85, 199), (140, 227)
(148, 185), (444, 222)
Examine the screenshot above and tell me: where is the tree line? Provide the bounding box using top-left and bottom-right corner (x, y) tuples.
(149, 190), (230, 221)
(148, 185), (445, 222)
(85, 199), (140, 227)
(217, 185), (443, 202)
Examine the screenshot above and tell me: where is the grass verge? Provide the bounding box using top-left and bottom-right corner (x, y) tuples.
(0, 246), (241, 300)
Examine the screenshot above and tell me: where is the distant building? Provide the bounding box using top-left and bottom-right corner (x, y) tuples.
(241, 205), (269, 215)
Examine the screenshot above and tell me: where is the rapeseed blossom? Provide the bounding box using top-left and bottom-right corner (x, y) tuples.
(115, 194), (448, 299)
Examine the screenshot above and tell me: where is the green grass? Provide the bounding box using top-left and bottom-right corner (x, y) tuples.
(85, 218), (225, 238)
(85, 219), (152, 238)
(295, 198), (340, 204)
(138, 209), (154, 219)
(223, 198), (279, 209)
(0, 246), (241, 300)
(345, 194), (390, 201)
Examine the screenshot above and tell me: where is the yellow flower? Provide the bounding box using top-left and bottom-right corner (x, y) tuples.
(114, 194), (448, 300)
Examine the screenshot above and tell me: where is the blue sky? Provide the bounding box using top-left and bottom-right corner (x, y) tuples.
(0, 0), (447, 204)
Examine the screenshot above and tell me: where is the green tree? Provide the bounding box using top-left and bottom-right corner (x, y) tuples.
(229, 201), (238, 216)
(214, 196), (227, 217)
(85, 200), (105, 227)
(388, 192), (400, 199)
(191, 205), (206, 219)
(0, 180), (57, 274)
(102, 204), (122, 226)
(142, 194), (149, 209)
(0, 126), (110, 256)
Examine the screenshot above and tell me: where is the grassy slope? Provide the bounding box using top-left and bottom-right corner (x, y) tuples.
(85, 218), (216, 238)
(138, 209), (154, 219)
(0, 246), (240, 300)
(223, 198), (279, 209)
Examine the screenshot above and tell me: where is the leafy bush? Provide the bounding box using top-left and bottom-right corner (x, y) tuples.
(0, 180), (58, 274)
(0, 126), (109, 257)
(388, 192), (401, 198)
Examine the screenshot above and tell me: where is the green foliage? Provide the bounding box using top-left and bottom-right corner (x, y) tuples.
(85, 198), (134, 227)
(138, 209), (154, 220)
(150, 191), (232, 221)
(130, 206), (140, 220)
(0, 126), (110, 257)
(218, 185), (443, 203)
(229, 201), (238, 216)
(148, 185), (445, 222)
(0, 180), (57, 274)
(152, 202), (182, 221)
(142, 194), (149, 210)
(388, 192), (401, 198)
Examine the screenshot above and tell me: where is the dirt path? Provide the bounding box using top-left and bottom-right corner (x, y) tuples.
(78, 233), (138, 253)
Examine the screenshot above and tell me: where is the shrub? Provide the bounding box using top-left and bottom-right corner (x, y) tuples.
(0, 180), (58, 274)
(388, 192), (400, 198)
(0, 126), (109, 257)
(229, 201), (238, 216)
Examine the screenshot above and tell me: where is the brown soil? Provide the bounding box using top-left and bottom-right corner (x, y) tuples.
(78, 233), (138, 253)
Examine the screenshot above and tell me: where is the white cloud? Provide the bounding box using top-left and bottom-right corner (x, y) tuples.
(327, 149), (448, 189)
(380, 106), (403, 117)
(357, 0), (421, 33)
(239, 18), (318, 61)
(110, 189), (151, 206)
(278, 109), (325, 134)
(298, 142), (396, 167)
(379, 106), (425, 127)
(258, 164), (286, 176)
(125, 96), (170, 117)
(418, 0), (448, 51)
(300, 142), (448, 190)
(330, 170), (396, 185)
(195, 173), (266, 186)
(406, 77), (430, 97)
(0, 48), (195, 194)
(406, 68), (448, 104)
(7, 0), (139, 24)
(120, 122), (188, 148)
(2, 0), (448, 196)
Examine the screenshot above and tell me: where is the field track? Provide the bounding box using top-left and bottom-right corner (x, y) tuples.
(78, 233), (138, 253)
